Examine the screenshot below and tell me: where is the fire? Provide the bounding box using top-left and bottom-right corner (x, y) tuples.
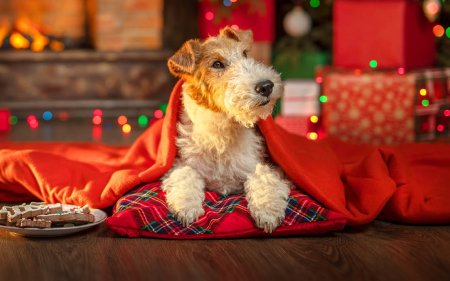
(1, 16), (64, 52)
(50, 40), (64, 52)
(32, 34), (49, 52)
(10, 32), (30, 49)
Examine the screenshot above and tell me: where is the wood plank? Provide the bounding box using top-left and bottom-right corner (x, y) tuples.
(0, 221), (449, 281)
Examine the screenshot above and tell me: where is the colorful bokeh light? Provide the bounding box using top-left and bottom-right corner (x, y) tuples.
(444, 109), (450, 117)
(27, 114), (37, 123)
(310, 115), (319, 123)
(433, 25), (445, 37)
(310, 0), (320, 8)
(319, 95), (328, 103)
(117, 115), (128, 126)
(93, 109), (103, 117)
(29, 119), (39, 129)
(205, 11), (214, 21)
(422, 100), (430, 107)
(154, 109), (164, 119)
(307, 132), (318, 140)
(223, 0), (232, 7)
(369, 60), (378, 69)
(437, 124), (444, 132)
(92, 116), (102, 125)
(42, 111), (53, 121)
(419, 88), (427, 96)
(9, 116), (18, 125)
(122, 124), (132, 134)
(138, 115), (149, 127)
(59, 112), (69, 121)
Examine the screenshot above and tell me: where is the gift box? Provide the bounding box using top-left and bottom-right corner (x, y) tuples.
(198, 0), (275, 42)
(319, 67), (450, 145)
(198, 0), (275, 64)
(333, 0), (435, 69)
(281, 80), (320, 116)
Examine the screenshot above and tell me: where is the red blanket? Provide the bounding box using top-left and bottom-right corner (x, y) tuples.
(1, 80), (450, 225)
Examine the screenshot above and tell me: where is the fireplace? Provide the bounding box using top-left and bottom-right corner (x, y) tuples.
(0, 0), (164, 52)
(0, 0), (88, 51)
(0, 0), (187, 121)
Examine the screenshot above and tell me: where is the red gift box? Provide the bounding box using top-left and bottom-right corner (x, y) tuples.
(320, 69), (416, 145)
(333, 0), (435, 69)
(319, 67), (449, 144)
(198, 0), (275, 42)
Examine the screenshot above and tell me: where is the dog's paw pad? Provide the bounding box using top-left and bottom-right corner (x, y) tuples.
(174, 207), (205, 227)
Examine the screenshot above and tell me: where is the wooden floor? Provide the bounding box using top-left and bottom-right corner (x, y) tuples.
(1, 221), (449, 281)
(1, 119), (450, 281)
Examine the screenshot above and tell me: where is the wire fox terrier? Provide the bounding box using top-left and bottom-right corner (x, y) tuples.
(162, 27), (291, 233)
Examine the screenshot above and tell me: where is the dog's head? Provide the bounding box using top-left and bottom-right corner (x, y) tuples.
(168, 26), (283, 127)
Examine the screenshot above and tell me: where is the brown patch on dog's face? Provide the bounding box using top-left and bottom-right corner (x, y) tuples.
(167, 27), (254, 112)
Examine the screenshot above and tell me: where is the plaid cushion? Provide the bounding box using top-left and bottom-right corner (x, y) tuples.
(106, 182), (347, 239)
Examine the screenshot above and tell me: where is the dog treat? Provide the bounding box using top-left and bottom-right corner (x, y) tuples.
(36, 212), (95, 223)
(16, 218), (52, 228)
(0, 203), (94, 228)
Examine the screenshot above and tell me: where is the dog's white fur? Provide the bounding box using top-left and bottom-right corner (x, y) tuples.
(162, 27), (291, 233)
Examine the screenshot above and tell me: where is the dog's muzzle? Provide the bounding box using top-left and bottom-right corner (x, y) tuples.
(255, 80), (274, 97)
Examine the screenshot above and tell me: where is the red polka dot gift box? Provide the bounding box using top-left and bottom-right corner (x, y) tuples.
(318, 68), (450, 145)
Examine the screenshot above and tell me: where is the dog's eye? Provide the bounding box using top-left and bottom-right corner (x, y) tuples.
(243, 50), (248, 58)
(212, 61), (225, 69)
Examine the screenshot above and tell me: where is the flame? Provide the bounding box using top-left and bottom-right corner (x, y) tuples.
(15, 17), (47, 52)
(10, 32), (30, 49)
(32, 34), (49, 52)
(1, 16), (64, 52)
(50, 40), (64, 52)
(15, 17), (41, 37)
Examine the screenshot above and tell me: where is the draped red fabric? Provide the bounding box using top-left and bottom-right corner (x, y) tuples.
(1, 80), (449, 225)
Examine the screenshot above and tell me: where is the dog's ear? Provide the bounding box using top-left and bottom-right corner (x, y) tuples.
(219, 27), (253, 45)
(167, 39), (201, 77)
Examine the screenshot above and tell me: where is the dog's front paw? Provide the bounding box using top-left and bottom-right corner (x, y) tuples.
(162, 165), (206, 227)
(173, 206), (205, 227)
(250, 207), (285, 233)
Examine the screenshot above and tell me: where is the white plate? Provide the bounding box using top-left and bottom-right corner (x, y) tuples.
(0, 204), (107, 237)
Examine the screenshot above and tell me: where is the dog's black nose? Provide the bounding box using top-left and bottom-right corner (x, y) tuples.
(255, 80), (274, 97)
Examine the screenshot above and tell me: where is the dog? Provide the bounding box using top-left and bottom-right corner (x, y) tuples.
(162, 26), (292, 233)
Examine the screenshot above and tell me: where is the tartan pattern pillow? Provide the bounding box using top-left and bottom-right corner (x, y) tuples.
(106, 182), (347, 239)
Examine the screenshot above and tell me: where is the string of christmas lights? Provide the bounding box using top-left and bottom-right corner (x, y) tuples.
(1, 103), (169, 138)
